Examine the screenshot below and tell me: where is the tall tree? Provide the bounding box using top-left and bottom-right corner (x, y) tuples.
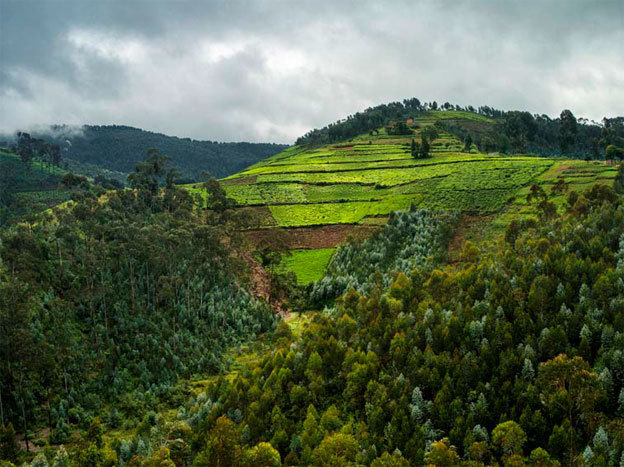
(559, 109), (578, 155)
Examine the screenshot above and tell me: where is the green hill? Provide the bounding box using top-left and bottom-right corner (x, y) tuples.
(183, 109), (619, 283)
(27, 124), (289, 180)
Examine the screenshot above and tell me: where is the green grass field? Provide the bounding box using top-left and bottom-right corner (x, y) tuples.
(279, 249), (336, 284)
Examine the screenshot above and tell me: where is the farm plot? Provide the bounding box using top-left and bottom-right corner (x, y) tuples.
(269, 196), (419, 227)
(257, 164), (456, 186)
(223, 182), (306, 205)
(279, 248), (336, 285)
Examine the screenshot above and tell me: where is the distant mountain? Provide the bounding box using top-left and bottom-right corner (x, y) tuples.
(30, 125), (290, 180)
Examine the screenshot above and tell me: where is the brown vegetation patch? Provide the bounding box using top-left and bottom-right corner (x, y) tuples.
(222, 175), (257, 185)
(448, 213), (494, 261)
(246, 224), (380, 249)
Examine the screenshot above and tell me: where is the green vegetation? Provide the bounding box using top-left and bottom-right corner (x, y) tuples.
(3, 100), (624, 466)
(0, 149), (70, 224)
(10, 124), (289, 180)
(279, 248), (335, 285)
(188, 111), (618, 283)
(0, 151), (276, 464)
(32, 183), (624, 466)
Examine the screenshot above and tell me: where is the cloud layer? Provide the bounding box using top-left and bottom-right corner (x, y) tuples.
(1, 0), (623, 143)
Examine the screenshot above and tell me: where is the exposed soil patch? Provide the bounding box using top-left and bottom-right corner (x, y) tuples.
(448, 213), (494, 261)
(242, 253), (289, 317)
(246, 224), (380, 249)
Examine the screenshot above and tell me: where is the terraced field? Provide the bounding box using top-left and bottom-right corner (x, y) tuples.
(181, 111), (618, 283)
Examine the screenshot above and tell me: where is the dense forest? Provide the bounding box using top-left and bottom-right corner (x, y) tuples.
(177, 183), (624, 466)
(0, 152), (277, 464)
(4, 125), (289, 181)
(4, 178), (624, 465)
(296, 98), (624, 160)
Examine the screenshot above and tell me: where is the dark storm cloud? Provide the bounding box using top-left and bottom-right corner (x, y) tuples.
(1, 0), (623, 143)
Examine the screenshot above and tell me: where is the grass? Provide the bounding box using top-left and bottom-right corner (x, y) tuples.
(279, 249), (336, 284)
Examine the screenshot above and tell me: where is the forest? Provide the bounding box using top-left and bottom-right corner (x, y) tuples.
(0, 152), (277, 465)
(2, 125), (288, 181)
(2, 163), (624, 465)
(296, 98), (624, 161)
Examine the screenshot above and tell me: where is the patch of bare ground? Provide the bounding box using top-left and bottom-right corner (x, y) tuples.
(17, 428), (50, 452)
(245, 224), (380, 250)
(242, 252), (289, 317)
(448, 213), (494, 262)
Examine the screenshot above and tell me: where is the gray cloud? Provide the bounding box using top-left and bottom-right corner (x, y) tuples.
(1, 0), (623, 143)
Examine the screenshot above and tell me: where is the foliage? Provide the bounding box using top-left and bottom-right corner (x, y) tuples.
(164, 185), (624, 466)
(8, 124), (289, 180)
(0, 153), (277, 455)
(312, 208), (457, 303)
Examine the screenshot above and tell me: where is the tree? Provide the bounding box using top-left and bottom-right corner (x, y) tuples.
(559, 110), (577, 155)
(201, 171), (233, 213)
(127, 148), (169, 203)
(463, 134), (473, 152)
(537, 354), (602, 464)
(410, 139), (420, 159)
(197, 416), (242, 466)
(311, 433), (358, 466)
(419, 137), (430, 159)
(605, 144), (623, 162)
(492, 421), (527, 458)
(424, 438), (461, 466)
(0, 423), (20, 462)
(244, 442), (281, 467)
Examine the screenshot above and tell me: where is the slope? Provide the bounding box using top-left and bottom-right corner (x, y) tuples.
(183, 110), (619, 284)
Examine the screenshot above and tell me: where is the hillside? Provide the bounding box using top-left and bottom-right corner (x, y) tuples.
(22, 125), (289, 181)
(184, 109), (619, 284)
(0, 150), (71, 224)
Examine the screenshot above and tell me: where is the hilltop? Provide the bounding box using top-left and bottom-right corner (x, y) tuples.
(183, 107), (621, 283)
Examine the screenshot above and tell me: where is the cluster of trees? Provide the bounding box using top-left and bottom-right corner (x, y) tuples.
(440, 111), (624, 159)
(296, 99), (461, 145)
(0, 150), (277, 464)
(312, 209), (457, 305)
(75, 182), (623, 466)
(27, 125), (288, 180)
(12, 132), (62, 172)
(296, 97), (624, 161)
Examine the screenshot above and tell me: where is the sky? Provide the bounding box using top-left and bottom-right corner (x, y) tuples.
(1, 0), (623, 144)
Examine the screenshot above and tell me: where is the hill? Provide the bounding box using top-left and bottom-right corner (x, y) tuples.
(183, 109), (620, 283)
(19, 124), (289, 180)
(3, 104), (624, 466)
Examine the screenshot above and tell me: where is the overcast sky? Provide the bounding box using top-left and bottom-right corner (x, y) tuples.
(1, 0), (623, 143)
